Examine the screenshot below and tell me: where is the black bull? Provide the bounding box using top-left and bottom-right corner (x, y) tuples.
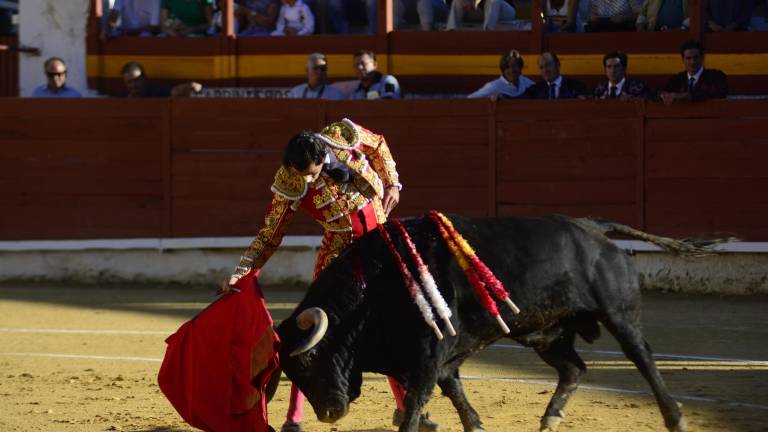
(271, 215), (706, 432)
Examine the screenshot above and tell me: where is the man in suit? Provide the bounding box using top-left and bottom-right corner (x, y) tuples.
(525, 52), (587, 99)
(592, 51), (649, 100)
(659, 39), (728, 105)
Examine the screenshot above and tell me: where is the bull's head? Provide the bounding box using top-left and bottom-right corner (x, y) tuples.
(278, 303), (365, 423)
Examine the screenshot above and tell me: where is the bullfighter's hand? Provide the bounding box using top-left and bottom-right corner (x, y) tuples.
(383, 186), (400, 217)
(217, 277), (240, 295)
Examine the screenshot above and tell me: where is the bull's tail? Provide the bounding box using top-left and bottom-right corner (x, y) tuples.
(573, 218), (732, 257)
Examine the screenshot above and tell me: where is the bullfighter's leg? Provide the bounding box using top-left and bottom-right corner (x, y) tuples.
(437, 369), (484, 432)
(533, 330), (585, 432)
(601, 316), (687, 432)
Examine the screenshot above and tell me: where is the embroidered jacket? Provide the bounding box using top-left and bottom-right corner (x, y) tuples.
(232, 118), (402, 280)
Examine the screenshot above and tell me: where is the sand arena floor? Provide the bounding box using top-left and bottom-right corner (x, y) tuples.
(0, 284), (766, 432)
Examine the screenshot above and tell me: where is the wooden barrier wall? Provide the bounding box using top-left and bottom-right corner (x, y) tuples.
(1, 99), (766, 241)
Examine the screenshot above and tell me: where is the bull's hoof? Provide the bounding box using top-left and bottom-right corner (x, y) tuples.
(393, 409), (440, 432)
(669, 416), (688, 432)
(280, 421), (301, 432)
(540, 415), (563, 432)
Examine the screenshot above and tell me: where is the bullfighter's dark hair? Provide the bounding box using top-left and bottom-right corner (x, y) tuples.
(680, 39), (704, 57)
(499, 50), (524, 73)
(603, 51), (628, 69)
(283, 131), (327, 171)
(353, 49), (376, 62)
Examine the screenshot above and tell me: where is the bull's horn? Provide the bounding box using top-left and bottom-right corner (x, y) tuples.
(290, 307), (329, 357)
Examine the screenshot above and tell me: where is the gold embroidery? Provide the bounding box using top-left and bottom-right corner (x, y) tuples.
(271, 166), (308, 200)
(235, 194), (296, 278)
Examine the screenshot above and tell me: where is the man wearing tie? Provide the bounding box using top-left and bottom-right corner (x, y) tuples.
(660, 39), (728, 105)
(592, 51), (649, 100)
(524, 52), (587, 100)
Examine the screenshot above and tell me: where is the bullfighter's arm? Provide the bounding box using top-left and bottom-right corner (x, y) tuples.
(230, 193), (296, 282)
(358, 128), (402, 191)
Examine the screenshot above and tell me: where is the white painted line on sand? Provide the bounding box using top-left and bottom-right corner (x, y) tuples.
(0, 328), (170, 336)
(0, 352), (161, 362)
(490, 343), (768, 365)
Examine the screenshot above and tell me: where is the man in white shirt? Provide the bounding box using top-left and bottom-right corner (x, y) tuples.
(287, 53), (346, 100)
(468, 49), (534, 99)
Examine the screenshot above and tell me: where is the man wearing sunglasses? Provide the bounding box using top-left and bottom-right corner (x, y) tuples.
(31, 57), (82, 98)
(287, 52), (346, 100)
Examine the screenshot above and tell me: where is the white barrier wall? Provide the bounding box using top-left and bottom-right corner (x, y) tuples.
(19, 0), (90, 96)
(1, 237), (767, 295)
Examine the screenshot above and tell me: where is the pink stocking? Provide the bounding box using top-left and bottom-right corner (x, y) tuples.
(387, 376), (406, 411)
(286, 383), (304, 424)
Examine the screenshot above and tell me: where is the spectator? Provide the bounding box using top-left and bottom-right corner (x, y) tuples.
(446, 0), (517, 31)
(636, 0), (689, 31)
(468, 49), (534, 99)
(395, 0), (449, 31)
(237, 0), (279, 34)
(350, 49), (401, 99)
(545, 0), (578, 31)
(272, 0), (315, 35)
(105, 0), (161, 37)
(287, 53), (346, 99)
(706, 0), (753, 32)
(592, 51), (649, 99)
(160, 0), (213, 36)
(31, 57), (82, 98)
(524, 52), (587, 99)
(659, 39), (728, 105)
(584, 0), (641, 32)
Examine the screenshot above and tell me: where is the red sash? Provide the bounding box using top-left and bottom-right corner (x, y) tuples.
(158, 270), (280, 431)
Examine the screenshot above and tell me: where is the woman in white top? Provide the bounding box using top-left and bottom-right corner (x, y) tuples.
(272, 0), (315, 35)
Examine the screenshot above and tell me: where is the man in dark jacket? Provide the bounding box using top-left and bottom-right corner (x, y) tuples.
(659, 39), (728, 105)
(593, 51), (649, 100)
(525, 52), (587, 99)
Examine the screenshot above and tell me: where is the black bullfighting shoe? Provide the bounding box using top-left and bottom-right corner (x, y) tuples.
(280, 421), (301, 432)
(392, 408), (440, 432)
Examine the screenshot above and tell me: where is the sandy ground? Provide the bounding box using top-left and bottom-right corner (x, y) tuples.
(0, 284), (767, 432)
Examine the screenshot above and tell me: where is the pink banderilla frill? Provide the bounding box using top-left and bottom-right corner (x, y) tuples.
(392, 219), (456, 337)
(378, 224), (444, 340)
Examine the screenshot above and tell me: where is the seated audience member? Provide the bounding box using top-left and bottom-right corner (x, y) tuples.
(287, 53), (347, 99)
(272, 0), (315, 34)
(238, 0), (279, 34)
(584, 0), (641, 32)
(468, 49), (534, 99)
(525, 52), (587, 99)
(592, 51), (649, 99)
(706, 0), (752, 32)
(545, 0), (578, 31)
(120, 62), (202, 97)
(31, 57), (82, 98)
(160, 0), (213, 36)
(446, 0), (517, 31)
(636, 0), (689, 31)
(395, 0), (449, 31)
(105, 0), (161, 37)
(659, 39), (727, 105)
(350, 49), (401, 99)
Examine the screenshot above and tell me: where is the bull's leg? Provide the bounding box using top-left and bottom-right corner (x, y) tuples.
(533, 330), (585, 432)
(602, 317), (687, 432)
(437, 369), (484, 432)
(399, 370), (438, 432)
